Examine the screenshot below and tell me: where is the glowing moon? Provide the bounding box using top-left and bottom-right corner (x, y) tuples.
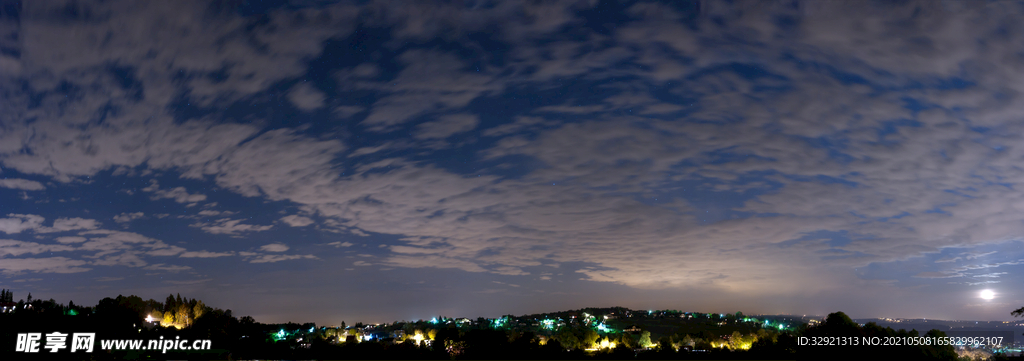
(980, 290), (995, 300)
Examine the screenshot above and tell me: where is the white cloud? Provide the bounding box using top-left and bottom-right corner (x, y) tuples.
(143, 264), (192, 273)
(55, 236), (87, 244)
(164, 278), (213, 285)
(360, 50), (502, 130)
(143, 180), (207, 205)
(280, 215), (314, 227)
(333, 105), (365, 119)
(0, 214), (45, 234)
(191, 218), (273, 236)
(0, 239), (76, 257)
(0, 257), (91, 275)
(415, 113), (479, 139)
(259, 243), (289, 252)
(247, 254), (317, 263)
(7, 0), (1024, 313)
(179, 250), (235, 258)
(0, 178), (45, 190)
(113, 212), (144, 223)
(48, 217), (100, 232)
(288, 82), (327, 111)
(76, 229), (185, 262)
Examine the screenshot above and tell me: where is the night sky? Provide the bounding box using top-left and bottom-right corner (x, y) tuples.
(1, 0), (1022, 324)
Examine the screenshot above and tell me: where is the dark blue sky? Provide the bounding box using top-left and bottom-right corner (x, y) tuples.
(1, 0), (1023, 324)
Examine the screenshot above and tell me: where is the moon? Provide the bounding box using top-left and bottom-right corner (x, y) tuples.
(980, 290), (995, 300)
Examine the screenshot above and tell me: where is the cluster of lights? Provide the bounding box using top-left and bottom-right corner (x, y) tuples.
(541, 319), (556, 330)
(491, 316), (509, 328)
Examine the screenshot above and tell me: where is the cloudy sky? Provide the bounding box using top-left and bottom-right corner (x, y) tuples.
(2, 0), (1024, 324)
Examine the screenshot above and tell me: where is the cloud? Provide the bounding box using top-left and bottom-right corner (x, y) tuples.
(0, 239), (76, 257)
(0, 257), (91, 275)
(55, 236), (87, 244)
(0, 214), (45, 234)
(415, 113), (479, 139)
(191, 218), (273, 236)
(914, 272), (961, 279)
(323, 241), (353, 248)
(482, 116), (555, 137)
(333, 105), (365, 119)
(143, 264), (192, 273)
(143, 180), (207, 205)
(0, 216), (101, 234)
(6, 0), (1024, 313)
(359, 50), (502, 130)
(179, 250), (235, 258)
(280, 215), (314, 227)
(288, 82), (327, 111)
(43, 229), (196, 270)
(383, 255), (487, 273)
(259, 243), (289, 253)
(197, 210), (235, 217)
(247, 254), (317, 263)
(164, 278), (212, 285)
(48, 217), (100, 232)
(113, 212), (145, 223)
(0, 178), (45, 190)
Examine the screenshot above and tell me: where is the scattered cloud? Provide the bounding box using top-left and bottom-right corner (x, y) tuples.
(0, 257), (91, 275)
(0, 214), (45, 234)
(113, 212), (145, 223)
(164, 278), (212, 285)
(415, 113), (480, 139)
(0, 178), (45, 191)
(280, 215), (314, 227)
(288, 82), (327, 111)
(259, 243), (289, 253)
(247, 254), (317, 263)
(47, 218), (100, 233)
(0, 239), (76, 257)
(13, 278), (44, 283)
(179, 250), (235, 258)
(191, 219), (273, 236)
(143, 180), (207, 205)
(3, 0), (1024, 320)
(323, 241), (353, 248)
(143, 264), (192, 273)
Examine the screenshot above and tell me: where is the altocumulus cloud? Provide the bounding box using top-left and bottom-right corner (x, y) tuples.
(2, 0), (1024, 320)
(0, 178), (45, 191)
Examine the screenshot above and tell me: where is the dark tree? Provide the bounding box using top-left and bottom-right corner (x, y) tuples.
(1012, 306), (1024, 318)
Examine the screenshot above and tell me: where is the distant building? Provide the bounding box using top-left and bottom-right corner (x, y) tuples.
(623, 325), (641, 333)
